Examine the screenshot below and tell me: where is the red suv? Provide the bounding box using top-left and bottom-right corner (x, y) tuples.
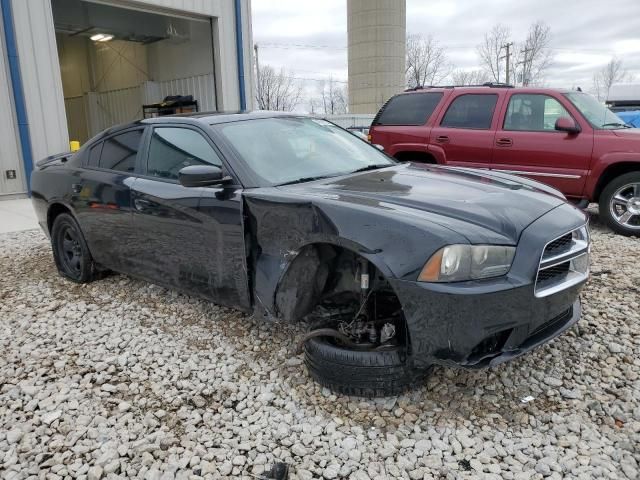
(369, 85), (640, 236)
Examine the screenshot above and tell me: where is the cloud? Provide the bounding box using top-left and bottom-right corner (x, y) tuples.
(252, 0), (640, 102)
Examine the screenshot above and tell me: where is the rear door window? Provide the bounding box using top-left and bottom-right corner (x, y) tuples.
(375, 92), (443, 125)
(440, 94), (498, 130)
(87, 142), (103, 167)
(99, 130), (143, 173)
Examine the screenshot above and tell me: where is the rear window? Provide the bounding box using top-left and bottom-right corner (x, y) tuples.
(99, 130), (143, 173)
(440, 94), (498, 130)
(374, 92), (443, 126)
(87, 142), (103, 167)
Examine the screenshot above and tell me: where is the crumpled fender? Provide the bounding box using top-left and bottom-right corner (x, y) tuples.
(242, 190), (465, 320)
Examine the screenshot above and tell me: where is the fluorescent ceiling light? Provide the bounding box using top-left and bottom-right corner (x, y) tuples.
(90, 33), (114, 42)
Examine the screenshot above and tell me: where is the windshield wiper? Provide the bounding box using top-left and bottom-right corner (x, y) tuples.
(350, 164), (392, 174)
(602, 122), (631, 128)
(276, 175), (337, 186)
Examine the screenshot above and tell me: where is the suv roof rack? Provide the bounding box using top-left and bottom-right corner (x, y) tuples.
(404, 82), (514, 92)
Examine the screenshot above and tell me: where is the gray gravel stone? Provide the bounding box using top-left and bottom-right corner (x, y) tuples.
(0, 214), (638, 479)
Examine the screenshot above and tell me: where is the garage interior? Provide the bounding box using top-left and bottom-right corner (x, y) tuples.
(53, 0), (218, 144)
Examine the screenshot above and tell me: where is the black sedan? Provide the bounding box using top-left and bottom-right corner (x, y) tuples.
(31, 112), (590, 397)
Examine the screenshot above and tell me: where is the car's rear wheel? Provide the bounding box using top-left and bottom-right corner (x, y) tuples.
(304, 336), (430, 397)
(600, 172), (640, 236)
(51, 213), (99, 283)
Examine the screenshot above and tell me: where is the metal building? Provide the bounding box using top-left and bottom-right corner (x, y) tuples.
(0, 0), (254, 198)
(347, 0), (406, 114)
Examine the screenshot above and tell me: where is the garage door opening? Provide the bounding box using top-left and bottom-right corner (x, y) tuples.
(53, 0), (218, 145)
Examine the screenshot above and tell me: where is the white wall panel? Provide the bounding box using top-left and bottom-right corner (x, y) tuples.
(91, 39), (149, 92)
(89, 86), (143, 136)
(57, 34), (92, 98)
(147, 20), (213, 81)
(0, 14), (26, 195)
(12, 0), (69, 162)
(64, 96), (89, 143)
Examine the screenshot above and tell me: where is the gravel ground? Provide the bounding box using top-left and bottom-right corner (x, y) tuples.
(1, 209), (639, 480)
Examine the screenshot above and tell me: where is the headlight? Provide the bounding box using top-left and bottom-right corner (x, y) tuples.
(418, 245), (516, 282)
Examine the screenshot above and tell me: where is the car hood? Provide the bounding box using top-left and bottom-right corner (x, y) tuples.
(280, 163), (567, 244)
(612, 128), (640, 138)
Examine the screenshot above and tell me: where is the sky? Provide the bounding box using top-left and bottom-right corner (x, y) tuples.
(251, 0), (640, 107)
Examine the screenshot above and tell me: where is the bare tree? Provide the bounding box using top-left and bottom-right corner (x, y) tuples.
(255, 64), (302, 111)
(592, 57), (629, 101)
(450, 69), (490, 86)
(406, 34), (451, 88)
(477, 22), (553, 86)
(477, 24), (511, 83)
(319, 78), (348, 114)
(513, 21), (553, 86)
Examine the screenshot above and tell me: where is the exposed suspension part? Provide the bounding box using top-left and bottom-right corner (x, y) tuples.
(304, 253), (405, 351)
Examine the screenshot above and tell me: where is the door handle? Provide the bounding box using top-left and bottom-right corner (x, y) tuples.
(435, 135), (450, 144)
(496, 138), (513, 147)
(134, 198), (152, 211)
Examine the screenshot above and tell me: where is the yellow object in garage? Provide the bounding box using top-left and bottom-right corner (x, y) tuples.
(70, 141), (80, 152)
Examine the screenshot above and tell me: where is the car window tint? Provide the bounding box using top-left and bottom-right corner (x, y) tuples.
(147, 127), (222, 180)
(504, 94), (571, 131)
(99, 130), (143, 173)
(375, 92), (443, 125)
(87, 142), (103, 167)
(440, 94), (498, 129)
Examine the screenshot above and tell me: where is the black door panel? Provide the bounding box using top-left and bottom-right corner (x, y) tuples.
(130, 125), (250, 308)
(73, 129), (144, 272)
(130, 178), (205, 291)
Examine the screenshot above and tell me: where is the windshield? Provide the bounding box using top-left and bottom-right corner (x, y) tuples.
(212, 117), (394, 186)
(564, 92), (627, 129)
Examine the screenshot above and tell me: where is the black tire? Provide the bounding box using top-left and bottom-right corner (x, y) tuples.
(304, 337), (430, 397)
(51, 213), (99, 283)
(599, 172), (640, 236)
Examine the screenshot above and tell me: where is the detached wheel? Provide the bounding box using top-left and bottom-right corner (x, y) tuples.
(600, 172), (640, 236)
(51, 213), (99, 283)
(304, 337), (430, 397)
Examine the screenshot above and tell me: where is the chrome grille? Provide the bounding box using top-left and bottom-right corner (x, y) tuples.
(535, 225), (590, 298)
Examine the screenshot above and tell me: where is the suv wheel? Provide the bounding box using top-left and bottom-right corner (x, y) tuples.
(51, 213), (99, 283)
(600, 172), (640, 236)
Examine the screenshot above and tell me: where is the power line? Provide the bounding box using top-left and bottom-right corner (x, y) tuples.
(257, 41), (619, 55)
(259, 42), (347, 50)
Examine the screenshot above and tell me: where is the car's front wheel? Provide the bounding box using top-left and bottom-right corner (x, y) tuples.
(51, 213), (99, 283)
(600, 172), (640, 236)
(304, 336), (430, 397)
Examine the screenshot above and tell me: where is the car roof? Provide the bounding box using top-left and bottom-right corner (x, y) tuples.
(90, 111), (306, 142)
(400, 86), (574, 95)
(143, 110), (302, 125)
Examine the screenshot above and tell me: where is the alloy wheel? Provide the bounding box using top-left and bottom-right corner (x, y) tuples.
(60, 225), (83, 275)
(609, 182), (640, 231)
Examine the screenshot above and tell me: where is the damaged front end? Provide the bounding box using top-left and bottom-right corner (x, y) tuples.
(278, 246), (409, 354)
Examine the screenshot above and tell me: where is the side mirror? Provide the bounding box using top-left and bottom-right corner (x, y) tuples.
(178, 165), (231, 187)
(555, 117), (581, 134)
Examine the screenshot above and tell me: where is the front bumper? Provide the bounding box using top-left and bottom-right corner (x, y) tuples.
(390, 203), (588, 369)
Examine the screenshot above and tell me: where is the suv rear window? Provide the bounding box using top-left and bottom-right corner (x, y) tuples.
(374, 92), (443, 126)
(440, 94), (498, 130)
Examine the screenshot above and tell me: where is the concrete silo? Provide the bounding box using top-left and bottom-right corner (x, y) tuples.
(347, 0), (406, 114)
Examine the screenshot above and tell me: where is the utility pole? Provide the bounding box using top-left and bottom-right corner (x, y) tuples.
(500, 42), (514, 85)
(517, 47), (533, 86)
(254, 43), (260, 87)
